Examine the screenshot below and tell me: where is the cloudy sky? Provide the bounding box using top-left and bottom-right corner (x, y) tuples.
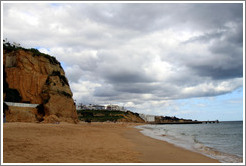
(2, 2), (244, 121)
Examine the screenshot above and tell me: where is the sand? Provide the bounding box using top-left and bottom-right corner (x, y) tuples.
(3, 122), (219, 163)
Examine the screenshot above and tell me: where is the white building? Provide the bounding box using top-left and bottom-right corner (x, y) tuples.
(146, 115), (155, 122)
(106, 104), (120, 110)
(92, 105), (105, 110)
(139, 114), (155, 122)
(76, 103), (87, 110)
(76, 105), (82, 110)
(76, 103), (127, 111)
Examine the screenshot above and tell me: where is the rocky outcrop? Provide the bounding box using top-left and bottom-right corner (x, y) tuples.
(117, 111), (145, 123)
(5, 106), (38, 123)
(3, 43), (78, 123)
(78, 109), (145, 123)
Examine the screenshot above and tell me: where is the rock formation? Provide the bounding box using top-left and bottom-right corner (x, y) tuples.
(77, 109), (145, 123)
(3, 43), (78, 123)
(5, 106), (38, 123)
(117, 111), (145, 123)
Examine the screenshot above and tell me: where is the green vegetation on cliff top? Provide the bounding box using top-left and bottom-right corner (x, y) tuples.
(3, 40), (61, 66)
(77, 109), (142, 122)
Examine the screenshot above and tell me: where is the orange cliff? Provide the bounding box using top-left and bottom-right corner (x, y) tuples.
(3, 45), (78, 123)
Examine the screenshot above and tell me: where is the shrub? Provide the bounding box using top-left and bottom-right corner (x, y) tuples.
(81, 112), (94, 117)
(85, 118), (91, 123)
(77, 109), (124, 122)
(30, 48), (61, 66)
(3, 41), (20, 53)
(45, 71), (69, 87)
(58, 91), (72, 98)
(50, 71), (69, 86)
(3, 40), (61, 67)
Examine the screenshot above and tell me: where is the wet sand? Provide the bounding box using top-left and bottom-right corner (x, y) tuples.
(3, 122), (219, 163)
(124, 128), (219, 163)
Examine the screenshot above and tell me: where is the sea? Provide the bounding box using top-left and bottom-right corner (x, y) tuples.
(136, 121), (244, 163)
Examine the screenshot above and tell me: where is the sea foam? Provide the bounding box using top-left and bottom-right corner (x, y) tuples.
(136, 121), (243, 163)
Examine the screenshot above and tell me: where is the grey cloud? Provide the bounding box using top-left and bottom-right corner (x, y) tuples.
(114, 83), (159, 94)
(183, 31), (224, 44)
(103, 71), (154, 84)
(183, 21), (243, 46)
(93, 91), (118, 98)
(188, 47), (243, 80)
(95, 50), (157, 84)
(74, 3), (167, 31)
(180, 21), (243, 80)
(74, 3), (243, 32)
(228, 23), (243, 45)
(167, 3), (242, 33)
(190, 64), (243, 80)
(93, 85), (118, 97)
(3, 3), (243, 113)
(65, 65), (84, 82)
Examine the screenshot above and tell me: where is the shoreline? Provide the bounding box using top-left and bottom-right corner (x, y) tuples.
(125, 125), (220, 163)
(136, 123), (243, 163)
(3, 122), (219, 163)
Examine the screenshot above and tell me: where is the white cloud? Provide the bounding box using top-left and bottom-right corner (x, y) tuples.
(70, 80), (101, 104)
(3, 3), (243, 118)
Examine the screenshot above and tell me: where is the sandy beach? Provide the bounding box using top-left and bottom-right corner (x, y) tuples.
(3, 122), (219, 163)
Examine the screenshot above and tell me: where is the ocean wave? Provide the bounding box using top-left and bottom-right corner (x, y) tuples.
(136, 124), (243, 163)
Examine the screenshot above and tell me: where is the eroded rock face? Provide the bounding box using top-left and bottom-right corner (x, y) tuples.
(5, 106), (38, 123)
(117, 112), (145, 123)
(3, 48), (78, 123)
(43, 94), (78, 123)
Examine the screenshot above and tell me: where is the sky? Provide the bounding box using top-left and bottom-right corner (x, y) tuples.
(2, 2), (244, 121)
